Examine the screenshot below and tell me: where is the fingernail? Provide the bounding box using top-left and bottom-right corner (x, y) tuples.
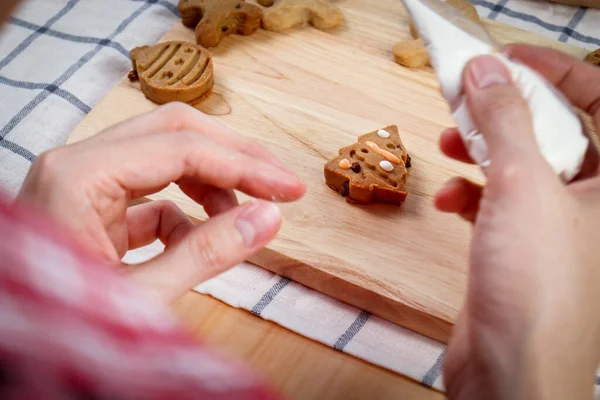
(467, 55), (511, 89)
(236, 201), (281, 246)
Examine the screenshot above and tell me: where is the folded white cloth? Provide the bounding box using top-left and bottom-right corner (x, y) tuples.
(1, 0), (599, 395)
(124, 240), (450, 389)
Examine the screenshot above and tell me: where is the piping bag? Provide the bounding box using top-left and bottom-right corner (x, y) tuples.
(399, 0), (589, 181)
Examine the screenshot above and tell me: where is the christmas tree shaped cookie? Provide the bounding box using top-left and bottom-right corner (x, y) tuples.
(324, 126), (411, 205)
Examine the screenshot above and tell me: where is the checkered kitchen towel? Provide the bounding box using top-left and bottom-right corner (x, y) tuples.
(1, 0), (599, 395)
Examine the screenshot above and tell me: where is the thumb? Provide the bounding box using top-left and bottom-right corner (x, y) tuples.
(128, 200), (281, 302)
(464, 55), (541, 166)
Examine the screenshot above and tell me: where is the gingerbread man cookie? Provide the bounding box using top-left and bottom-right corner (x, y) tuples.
(393, 0), (481, 68)
(585, 49), (600, 67)
(178, 0), (263, 48)
(257, 0), (344, 32)
(324, 126), (411, 205)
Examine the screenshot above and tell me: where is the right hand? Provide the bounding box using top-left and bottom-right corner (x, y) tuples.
(437, 45), (600, 400)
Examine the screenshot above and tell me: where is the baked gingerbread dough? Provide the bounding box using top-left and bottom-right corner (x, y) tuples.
(130, 41), (213, 105)
(324, 126), (411, 205)
(257, 0), (344, 32)
(178, 0), (263, 48)
(585, 49), (600, 66)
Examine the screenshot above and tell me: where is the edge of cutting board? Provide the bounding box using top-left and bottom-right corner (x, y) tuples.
(127, 197), (452, 341)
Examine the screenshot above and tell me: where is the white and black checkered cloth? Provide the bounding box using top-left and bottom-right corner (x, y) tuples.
(1, 0), (599, 394)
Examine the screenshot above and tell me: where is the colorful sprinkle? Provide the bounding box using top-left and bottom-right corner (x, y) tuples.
(339, 158), (351, 170)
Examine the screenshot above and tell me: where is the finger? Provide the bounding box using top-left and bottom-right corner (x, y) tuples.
(76, 130), (307, 202)
(464, 55), (543, 165)
(444, 307), (471, 398)
(435, 177), (483, 223)
(88, 102), (289, 171)
(569, 175), (600, 195)
(440, 128), (476, 164)
(177, 176), (239, 216)
(503, 44), (600, 122)
(573, 138), (600, 181)
(126, 200), (194, 250)
(128, 200), (281, 302)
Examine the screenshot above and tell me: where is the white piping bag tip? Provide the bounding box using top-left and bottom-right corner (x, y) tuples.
(399, 0), (588, 181)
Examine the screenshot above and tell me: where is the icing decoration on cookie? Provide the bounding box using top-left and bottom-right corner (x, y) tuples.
(379, 160), (394, 172)
(365, 141), (401, 164)
(377, 129), (390, 139)
(339, 158), (351, 169)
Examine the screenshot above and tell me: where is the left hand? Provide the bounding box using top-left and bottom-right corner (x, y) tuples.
(17, 103), (306, 303)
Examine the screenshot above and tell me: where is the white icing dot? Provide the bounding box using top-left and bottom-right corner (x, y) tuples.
(379, 160), (394, 172)
(377, 129), (390, 139)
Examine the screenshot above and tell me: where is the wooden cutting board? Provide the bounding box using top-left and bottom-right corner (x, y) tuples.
(67, 0), (589, 343)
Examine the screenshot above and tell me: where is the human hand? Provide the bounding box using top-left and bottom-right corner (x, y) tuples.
(436, 45), (600, 400)
(17, 103), (306, 303)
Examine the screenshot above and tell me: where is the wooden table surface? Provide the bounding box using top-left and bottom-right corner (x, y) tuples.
(172, 291), (444, 400)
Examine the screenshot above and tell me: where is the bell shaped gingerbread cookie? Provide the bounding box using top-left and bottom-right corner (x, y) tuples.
(257, 0), (344, 32)
(178, 0), (263, 48)
(130, 41), (213, 104)
(324, 126), (411, 205)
